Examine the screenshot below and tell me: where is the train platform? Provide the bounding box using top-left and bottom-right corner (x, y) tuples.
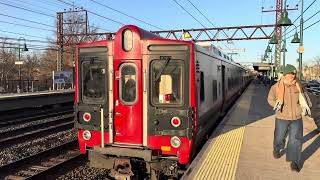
(0, 90), (74, 111)
(0, 89), (74, 99)
(183, 80), (320, 180)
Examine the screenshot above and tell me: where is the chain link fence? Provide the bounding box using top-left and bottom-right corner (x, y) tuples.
(0, 79), (54, 94)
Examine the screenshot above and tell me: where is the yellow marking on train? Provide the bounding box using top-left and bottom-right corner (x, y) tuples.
(161, 146), (171, 152)
(194, 126), (245, 180)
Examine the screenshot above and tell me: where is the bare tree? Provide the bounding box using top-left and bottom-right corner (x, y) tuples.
(0, 39), (17, 81)
(39, 48), (57, 80)
(24, 52), (40, 80)
(303, 56), (320, 80)
(314, 56), (320, 79)
(39, 10), (99, 79)
(62, 10), (99, 70)
(314, 56), (320, 65)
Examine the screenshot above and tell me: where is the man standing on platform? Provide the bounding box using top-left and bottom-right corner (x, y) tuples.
(267, 64), (312, 172)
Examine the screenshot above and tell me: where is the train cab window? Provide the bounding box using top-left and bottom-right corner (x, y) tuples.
(120, 64), (137, 104)
(80, 47), (107, 104)
(151, 60), (183, 105)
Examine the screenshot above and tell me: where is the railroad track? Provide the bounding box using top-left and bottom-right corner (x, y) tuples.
(0, 109), (74, 128)
(0, 140), (85, 179)
(0, 104), (73, 122)
(0, 114), (74, 148)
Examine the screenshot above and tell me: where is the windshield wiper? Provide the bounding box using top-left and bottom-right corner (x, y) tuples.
(155, 58), (171, 82)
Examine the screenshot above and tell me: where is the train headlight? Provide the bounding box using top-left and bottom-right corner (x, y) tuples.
(83, 130), (91, 140)
(171, 117), (181, 127)
(170, 136), (181, 148)
(123, 29), (133, 51)
(83, 112), (91, 122)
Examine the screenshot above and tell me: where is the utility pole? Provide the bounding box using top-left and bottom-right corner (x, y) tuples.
(57, 12), (63, 72)
(56, 8), (88, 72)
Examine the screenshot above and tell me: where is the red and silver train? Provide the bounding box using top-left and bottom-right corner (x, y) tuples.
(75, 25), (251, 179)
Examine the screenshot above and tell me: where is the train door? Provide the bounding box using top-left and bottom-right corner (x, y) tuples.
(113, 60), (143, 145)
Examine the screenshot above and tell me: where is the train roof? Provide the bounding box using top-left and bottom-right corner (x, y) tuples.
(194, 43), (247, 70)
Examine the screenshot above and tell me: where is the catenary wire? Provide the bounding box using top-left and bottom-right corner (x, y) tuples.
(0, 13), (55, 28)
(0, 2), (55, 18)
(89, 0), (164, 30)
(0, 20), (56, 32)
(57, 0), (125, 26)
(172, 0), (231, 50)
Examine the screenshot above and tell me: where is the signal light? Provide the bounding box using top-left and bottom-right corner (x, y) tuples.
(83, 112), (91, 122)
(171, 117), (181, 127)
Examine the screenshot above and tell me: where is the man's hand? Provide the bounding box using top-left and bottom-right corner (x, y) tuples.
(299, 93), (312, 116)
(302, 107), (311, 116)
(273, 100), (283, 111)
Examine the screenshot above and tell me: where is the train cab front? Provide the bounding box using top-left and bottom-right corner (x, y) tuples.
(75, 25), (197, 179)
(75, 40), (111, 153)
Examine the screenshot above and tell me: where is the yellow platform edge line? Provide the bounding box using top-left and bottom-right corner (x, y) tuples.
(231, 128), (245, 180)
(196, 130), (231, 179)
(226, 127), (245, 180)
(194, 131), (229, 180)
(217, 128), (241, 180)
(209, 128), (235, 179)
(195, 128), (234, 179)
(205, 129), (233, 179)
(194, 126), (246, 180)
(215, 127), (243, 180)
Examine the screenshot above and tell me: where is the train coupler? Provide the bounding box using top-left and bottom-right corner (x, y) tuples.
(111, 158), (134, 180)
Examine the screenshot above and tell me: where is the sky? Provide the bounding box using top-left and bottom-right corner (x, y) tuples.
(0, 0), (319, 67)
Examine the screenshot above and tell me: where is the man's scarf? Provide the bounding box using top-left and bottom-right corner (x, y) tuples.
(275, 78), (303, 104)
(274, 78), (312, 116)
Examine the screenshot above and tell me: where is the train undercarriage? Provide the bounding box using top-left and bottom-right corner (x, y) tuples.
(89, 147), (184, 180)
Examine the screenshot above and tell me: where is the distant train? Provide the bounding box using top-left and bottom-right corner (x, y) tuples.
(75, 25), (251, 179)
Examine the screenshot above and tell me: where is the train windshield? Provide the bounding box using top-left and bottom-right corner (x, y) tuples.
(79, 47), (107, 104)
(150, 60), (184, 105)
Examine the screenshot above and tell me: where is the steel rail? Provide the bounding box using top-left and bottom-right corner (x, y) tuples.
(0, 140), (85, 179)
(0, 109), (73, 127)
(0, 118), (74, 148)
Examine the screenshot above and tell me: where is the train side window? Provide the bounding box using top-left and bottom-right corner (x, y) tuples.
(212, 80), (217, 102)
(200, 71), (205, 101)
(119, 64), (137, 104)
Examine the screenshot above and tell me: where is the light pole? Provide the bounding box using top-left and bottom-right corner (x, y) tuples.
(267, 32), (299, 80)
(298, 0), (304, 79)
(15, 37), (28, 92)
(281, 28), (288, 74)
(265, 45), (273, 80)
(267, 1), (303, 79)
